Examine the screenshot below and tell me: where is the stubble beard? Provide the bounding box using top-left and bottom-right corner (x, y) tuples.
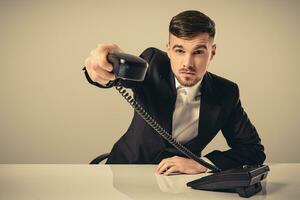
(175, 74), (201, 87)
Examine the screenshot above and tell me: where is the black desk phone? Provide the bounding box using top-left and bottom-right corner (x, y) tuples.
(107, 52), (269, 198)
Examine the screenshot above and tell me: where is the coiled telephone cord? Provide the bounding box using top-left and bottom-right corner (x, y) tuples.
(115, 82), (221, 172)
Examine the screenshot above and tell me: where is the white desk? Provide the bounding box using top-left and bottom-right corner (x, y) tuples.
(0, 163), (299, 200)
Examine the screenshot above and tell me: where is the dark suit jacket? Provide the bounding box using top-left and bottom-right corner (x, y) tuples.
(84, 47), (266, 170)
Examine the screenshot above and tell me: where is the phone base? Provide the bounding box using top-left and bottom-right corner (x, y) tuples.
(187, 165), (269, 198)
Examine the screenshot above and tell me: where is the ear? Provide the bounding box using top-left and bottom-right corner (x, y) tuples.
(210, 44), (216, 61)
(166, 43), (171, 58)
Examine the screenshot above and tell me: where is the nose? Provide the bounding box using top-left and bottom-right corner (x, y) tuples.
(183, 54), (194, 68)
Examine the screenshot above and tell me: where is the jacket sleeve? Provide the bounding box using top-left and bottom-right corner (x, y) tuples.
(205, 84), (266, 170)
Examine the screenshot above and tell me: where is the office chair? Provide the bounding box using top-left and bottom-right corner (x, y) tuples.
(89, 153), (110, 164)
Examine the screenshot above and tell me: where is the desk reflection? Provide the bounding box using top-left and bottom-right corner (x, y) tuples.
(0, 164), (294, 200)
(109, 165), (268, 200)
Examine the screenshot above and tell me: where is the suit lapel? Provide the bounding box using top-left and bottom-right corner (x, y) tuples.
(157, 60), (176, 135)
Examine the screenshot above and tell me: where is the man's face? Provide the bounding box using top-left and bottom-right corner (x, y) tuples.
(166, 33), (216, 87)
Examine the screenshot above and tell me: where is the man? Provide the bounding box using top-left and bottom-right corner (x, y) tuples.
(83, 10), (266, 176)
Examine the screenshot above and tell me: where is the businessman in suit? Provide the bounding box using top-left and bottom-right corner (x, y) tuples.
(83, 10), (266, 175)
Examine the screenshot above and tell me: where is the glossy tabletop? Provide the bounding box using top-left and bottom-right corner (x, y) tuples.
(0, 163), (299, 200)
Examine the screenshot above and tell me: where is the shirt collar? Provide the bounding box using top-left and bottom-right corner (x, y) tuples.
(175, 77), (202, 100)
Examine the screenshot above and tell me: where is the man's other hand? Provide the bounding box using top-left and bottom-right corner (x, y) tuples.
(156, 156), (207, 176)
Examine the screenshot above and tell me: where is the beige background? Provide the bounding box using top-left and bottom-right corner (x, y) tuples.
(0, 0), (299, 164)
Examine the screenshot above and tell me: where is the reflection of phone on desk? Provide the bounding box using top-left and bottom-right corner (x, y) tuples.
(106, 52), (269, 198)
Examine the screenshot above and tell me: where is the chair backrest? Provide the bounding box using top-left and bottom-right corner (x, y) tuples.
(89, 153), (110, 164)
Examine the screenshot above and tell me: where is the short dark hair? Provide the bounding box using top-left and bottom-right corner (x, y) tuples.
(169, 10), (215, 39)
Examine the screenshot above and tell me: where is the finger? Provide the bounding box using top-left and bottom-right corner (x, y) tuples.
(156, 158), (167, 173)
(107, 43), (122, 53)
(87, 64), (113, 85)
(85, 56), (94, 72)
(93, 66), (116, 81)
(89, 71), (111, 85)
(156, 158), (170, 173)
(85, 58), (104, 83)
(158, 164), (169, 174)
(86, 56), (115, 81)
(93, 77), (111, 85)
(91, 49), (113, 72)
(98, 56), (113, 72)
(97, 44), (121, 71)
(164, 166), (178, 176)
(158, 162), (173, 174)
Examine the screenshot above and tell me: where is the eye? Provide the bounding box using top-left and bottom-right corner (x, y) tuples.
(193, 50), (205, 55)
(174, 49), (185, 54)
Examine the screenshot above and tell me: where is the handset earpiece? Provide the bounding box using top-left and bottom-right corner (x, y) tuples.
(107, 52), (148, 81)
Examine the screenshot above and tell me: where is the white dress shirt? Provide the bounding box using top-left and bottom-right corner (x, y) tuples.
(172, 78), (214, 166)
(172, 78), (202, 144)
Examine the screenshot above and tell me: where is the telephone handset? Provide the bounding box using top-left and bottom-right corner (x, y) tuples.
(108, 52), (148, 81)
(106, 52), (269, 198)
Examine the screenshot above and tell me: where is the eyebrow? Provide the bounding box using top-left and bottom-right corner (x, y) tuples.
(172, 44), (207, 50)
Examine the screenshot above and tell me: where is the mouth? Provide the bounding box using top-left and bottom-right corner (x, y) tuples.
(179, 69), (196, 76)
(180, 71), (195, 74)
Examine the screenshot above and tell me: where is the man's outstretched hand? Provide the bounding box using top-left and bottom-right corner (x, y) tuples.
(156, 156), (207, 176)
